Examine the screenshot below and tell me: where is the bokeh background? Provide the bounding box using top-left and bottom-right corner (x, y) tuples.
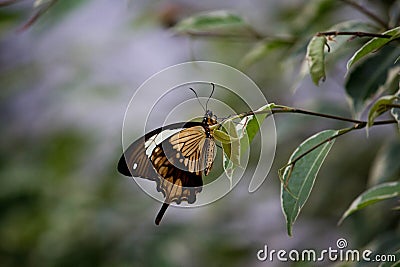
(1, 1), (399, 266)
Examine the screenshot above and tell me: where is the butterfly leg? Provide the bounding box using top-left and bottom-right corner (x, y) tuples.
(155, 202), (170, 225)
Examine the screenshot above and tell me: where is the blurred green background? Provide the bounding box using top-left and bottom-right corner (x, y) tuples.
(0, 1), (399, 266)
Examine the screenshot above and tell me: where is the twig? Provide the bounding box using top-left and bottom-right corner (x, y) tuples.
(317, 31), (392, 39)
(17, 0), (58, 32)
(279, 119), (396, 194)
(175, 29), (296, 44)
(0, 0), (19, 7)
(283, 125), (356, 169)
(218, 105), (364, 126)
(340, 0), (388, 29)
(288, 119), (396, 166)
(386, 103), (400, 109)
(175, 30), (263, 41)
(215, 105), (397, 165)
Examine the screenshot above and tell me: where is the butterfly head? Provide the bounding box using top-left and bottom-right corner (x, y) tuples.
(203, 110), (218, 126)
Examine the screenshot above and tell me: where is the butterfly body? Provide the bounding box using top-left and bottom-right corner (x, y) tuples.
(118, 110), (218, 224)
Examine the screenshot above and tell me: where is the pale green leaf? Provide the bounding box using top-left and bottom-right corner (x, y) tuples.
(281, 129), (339, 236)
(173, 10), (253, 38)
(391, 88), (400, 132)
(34, 0), (52, 8)
(347, 26), (400, 70)
(240, 39), (292, 68)
(306, 36), (327, 85)
(339, 182), (400, 224)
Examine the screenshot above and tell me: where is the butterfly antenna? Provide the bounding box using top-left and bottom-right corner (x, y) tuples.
(205, 83), (215, 111)
(189, 87), (206, 113)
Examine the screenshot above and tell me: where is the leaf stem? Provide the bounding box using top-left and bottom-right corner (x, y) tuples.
(340, 0), (389, 29)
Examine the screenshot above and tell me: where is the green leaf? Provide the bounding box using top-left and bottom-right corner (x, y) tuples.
(219, 104), (274, 188)
(391, 88), (400, 132)
(221, 120), (240, 166)
(345, 45), (400, 115)
(237, 103), (275, 154)
(291, 21), (374, 91)
(213, 129), (233, 144)
(369, 139), (400, 186)
(367, 95), (399, 129)
(381, 67), (400, 94)
(221, 120), (240, 188)
(347, 26), (400, 70)
(281, 129), (339, 236)
(306, 35), (327, 85)
(339, 182), (400, 224)
(173, 10), (252, 37)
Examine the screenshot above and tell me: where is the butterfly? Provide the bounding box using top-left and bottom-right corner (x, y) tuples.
(117, 85), (218, 225)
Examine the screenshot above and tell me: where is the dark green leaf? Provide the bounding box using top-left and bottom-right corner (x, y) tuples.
(339, 182), (400, 224)
(380, 67), (400, 95)
(281, 129), (339, 236)
(345, 45), (400, 115)
(369, 138), (400, 186)
(347, 26), (400, 70)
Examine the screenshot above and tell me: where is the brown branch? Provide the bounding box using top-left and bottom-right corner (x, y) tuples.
(17, 0), (58, 32)
(228, 106), (364, 124)
(317, 31), (392, 39)
(0, 0), (19, 7)
(386, 104), (400, 109)
(279, 119), (396, 191)
(175, 29), (296, 44)
(176, 30), (263, 41)
(285, 120), (396, 165)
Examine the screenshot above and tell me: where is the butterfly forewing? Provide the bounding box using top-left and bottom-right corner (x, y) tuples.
(118, 117), (217, 224)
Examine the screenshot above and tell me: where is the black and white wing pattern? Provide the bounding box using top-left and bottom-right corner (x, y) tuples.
(118, 118), (217, 225)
